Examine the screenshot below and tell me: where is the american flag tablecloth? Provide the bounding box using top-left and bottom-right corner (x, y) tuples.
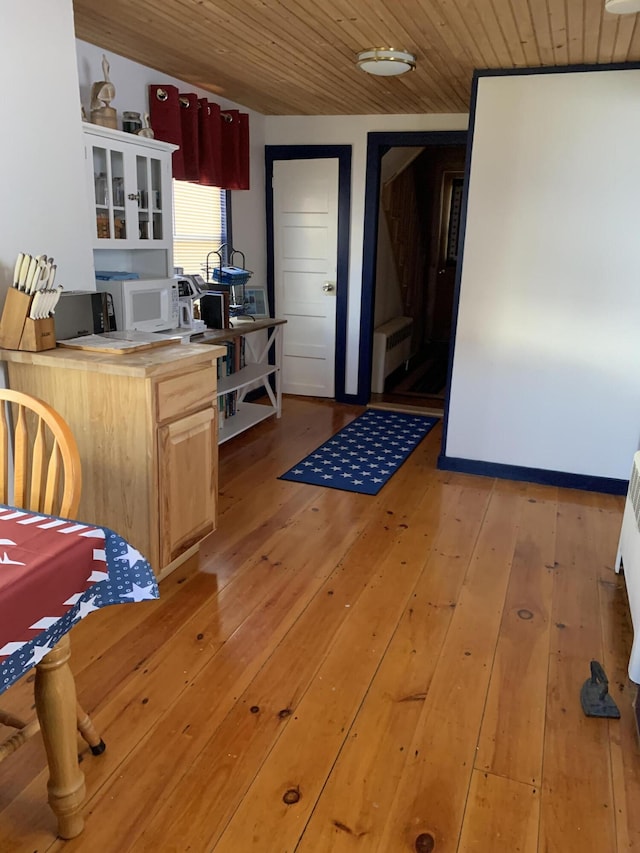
(0, 505), (158, 696)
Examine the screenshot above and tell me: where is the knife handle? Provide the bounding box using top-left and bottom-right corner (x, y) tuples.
(29, 291), (40, 320)
(13, 253), (24, 287)
(17, 254), (31, 290)
(23, 256), (38, 293)
(31, 257), (49, 293)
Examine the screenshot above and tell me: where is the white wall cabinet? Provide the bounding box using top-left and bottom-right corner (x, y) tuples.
(83, 123), (177, 279)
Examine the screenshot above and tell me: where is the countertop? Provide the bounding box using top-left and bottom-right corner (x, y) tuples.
(0, 341), (226, 378)
(190, 317), (287, 344)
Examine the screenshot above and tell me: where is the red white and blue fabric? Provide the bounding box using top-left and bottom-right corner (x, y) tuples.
(279, 409), (439, 496)
(0, 506), (158, 695)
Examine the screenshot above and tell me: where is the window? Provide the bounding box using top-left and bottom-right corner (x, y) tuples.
(172, 181), (227, 276)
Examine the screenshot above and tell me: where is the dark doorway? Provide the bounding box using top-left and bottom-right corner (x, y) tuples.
(358, 131), (468, 410)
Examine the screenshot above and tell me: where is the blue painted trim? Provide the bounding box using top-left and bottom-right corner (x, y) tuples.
(437, 454), (628, 496)
(224, 189), (233, 248)
(265, 145), (352, 402)
(360, 130), (468, 406)
(340, 393), (362, 406)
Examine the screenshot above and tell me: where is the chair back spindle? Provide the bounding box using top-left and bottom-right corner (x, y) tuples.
(0, 402), (8, 506)
(0, 391), (81, 518)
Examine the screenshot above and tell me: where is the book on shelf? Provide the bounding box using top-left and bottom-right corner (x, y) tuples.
(200, 289), (230, 330)
(217, 335), (246, 423)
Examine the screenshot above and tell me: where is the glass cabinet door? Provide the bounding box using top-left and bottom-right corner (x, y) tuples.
(92, 146), (127, 241)
(151, 158), (163, 240)
(136, 155), (164, 242)
(92, 146), (110, 240)
(86, 126), (173, 272)
(110, 150), (126, 240)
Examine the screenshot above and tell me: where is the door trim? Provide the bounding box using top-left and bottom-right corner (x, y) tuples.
(266, 145), (352, 401)
(359, 131), (468, 405)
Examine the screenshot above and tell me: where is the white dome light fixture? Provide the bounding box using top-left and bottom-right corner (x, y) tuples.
(356, 48), (416, 77)
(605, 0), (640, 12)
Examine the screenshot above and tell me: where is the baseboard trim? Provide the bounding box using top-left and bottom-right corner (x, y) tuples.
(437, 454), (628, 495)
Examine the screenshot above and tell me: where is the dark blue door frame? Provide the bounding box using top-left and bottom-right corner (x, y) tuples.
(358, 130), (468, 405)
(265, 146), (352, 402)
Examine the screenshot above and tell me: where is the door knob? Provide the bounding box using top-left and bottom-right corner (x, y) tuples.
(322, 282), (335, 292)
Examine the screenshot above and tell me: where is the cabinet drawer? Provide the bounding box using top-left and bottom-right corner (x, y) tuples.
(156, 365), (216, 422)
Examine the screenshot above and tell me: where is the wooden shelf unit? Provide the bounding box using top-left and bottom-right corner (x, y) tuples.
(195, 318), (285, 444)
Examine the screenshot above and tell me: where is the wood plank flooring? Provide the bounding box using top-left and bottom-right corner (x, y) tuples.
(0, 396), (635, 852)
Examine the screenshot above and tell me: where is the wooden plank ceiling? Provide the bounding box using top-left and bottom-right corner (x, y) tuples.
(72, 0), (640, 115)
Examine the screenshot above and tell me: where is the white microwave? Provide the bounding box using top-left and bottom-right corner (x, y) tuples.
(95, 278), (180, 332)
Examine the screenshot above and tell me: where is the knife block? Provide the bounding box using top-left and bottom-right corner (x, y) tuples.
(19, 317), (56, 352)
(0, 288), (56, 352)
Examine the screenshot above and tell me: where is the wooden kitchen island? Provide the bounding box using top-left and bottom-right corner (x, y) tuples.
(0, 341), (225, 581)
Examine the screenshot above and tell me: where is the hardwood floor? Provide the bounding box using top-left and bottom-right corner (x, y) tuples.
(369, 344), (450, 416)
(0, 395), (636, 852)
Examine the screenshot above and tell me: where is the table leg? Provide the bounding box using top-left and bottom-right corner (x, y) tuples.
(34, 634), (86, 839)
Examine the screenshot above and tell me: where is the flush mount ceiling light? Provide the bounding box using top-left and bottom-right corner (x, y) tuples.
(356, 48), (416, 77)
(605, 0), (640, 12)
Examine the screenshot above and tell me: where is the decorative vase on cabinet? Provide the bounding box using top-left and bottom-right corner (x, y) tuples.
(83, 122), (178, 280)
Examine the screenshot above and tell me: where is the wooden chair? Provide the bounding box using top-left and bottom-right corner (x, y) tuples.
(0, 389), (105, 835)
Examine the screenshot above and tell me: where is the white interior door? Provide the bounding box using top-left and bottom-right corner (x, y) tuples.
(273, 158), (339, 397)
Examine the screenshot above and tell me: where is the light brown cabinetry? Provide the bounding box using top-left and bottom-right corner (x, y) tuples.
(0, 342), (225, 580)
(158, 407), (216, 566)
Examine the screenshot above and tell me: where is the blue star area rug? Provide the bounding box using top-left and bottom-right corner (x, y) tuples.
(279, 409), (439, 495)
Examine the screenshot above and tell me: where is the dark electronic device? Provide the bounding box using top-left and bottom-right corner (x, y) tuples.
(54, 291), (116, 340)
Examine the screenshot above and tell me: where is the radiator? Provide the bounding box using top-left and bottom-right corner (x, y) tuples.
(615, 451), (640, 682)
(371, 316), (413, 394)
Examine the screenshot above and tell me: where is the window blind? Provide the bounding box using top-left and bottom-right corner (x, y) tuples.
(172, 181), (227, 275)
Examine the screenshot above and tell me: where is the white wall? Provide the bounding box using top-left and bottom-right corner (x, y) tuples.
(0, 2), (94, 299)
(75, 40), (267, 289)
(445, 70), (640, 481)
(265, 115), (468, 394)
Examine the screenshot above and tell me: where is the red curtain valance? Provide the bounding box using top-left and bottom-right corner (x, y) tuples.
(148, 85), (250, 190)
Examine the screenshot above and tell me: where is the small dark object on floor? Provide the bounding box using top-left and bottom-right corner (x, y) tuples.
(580, 660), (620, 718)
(90, 738), (107, 756)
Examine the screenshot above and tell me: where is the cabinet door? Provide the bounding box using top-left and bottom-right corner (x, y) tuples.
(158, 407), (217, 567)
(87, 144), (171, 248)
(85, 130), (173, 253)
(87, 141), (129, 243)
(134, 152), (167, 243)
